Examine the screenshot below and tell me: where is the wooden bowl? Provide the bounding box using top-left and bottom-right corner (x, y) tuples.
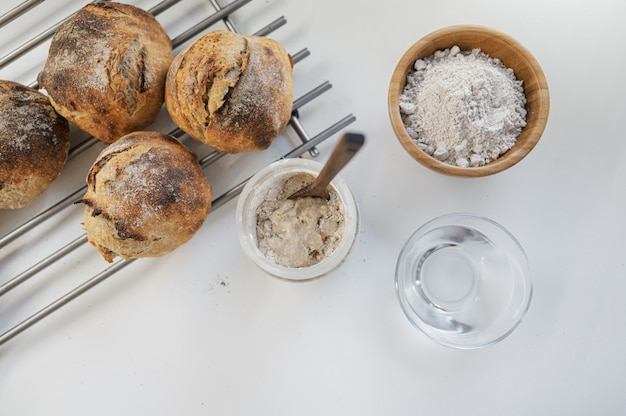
(388, 25), (549, 177)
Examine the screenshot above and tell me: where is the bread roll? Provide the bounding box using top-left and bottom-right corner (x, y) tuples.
(78, 131), (212, 262)
(37, 1), (172, 144)
(165, 30), (293, 153)
(0, 80), (70, 209)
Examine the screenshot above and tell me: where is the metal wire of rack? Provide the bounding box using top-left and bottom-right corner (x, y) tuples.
(0, 0), (356, 346)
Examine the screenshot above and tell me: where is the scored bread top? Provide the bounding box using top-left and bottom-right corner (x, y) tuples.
(165, 30), (293, 153)
(37, 1), (172, 144)
(79, 131), (212, 262)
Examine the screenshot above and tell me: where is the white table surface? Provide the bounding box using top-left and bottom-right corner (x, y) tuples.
(1, 0), (625, 414)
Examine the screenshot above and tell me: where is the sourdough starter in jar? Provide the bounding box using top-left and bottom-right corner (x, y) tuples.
(255, 172), (345, 268)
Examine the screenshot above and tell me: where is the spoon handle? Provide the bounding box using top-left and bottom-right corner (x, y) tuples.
(289, 132), (365, 199)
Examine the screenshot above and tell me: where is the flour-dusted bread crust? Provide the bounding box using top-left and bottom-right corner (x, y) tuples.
(37, 1), (172, 144)
(78, 131), (212, 262)
(0, 80), (70, 209)
(165, 30), (293, 153)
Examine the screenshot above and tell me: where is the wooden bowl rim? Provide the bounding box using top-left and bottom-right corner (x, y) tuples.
(388, 24), (550, 177)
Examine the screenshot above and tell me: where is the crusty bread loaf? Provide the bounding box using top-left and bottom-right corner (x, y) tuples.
(0, 80), (70, 209)
(165, 30), (293, 153)
(37, 1), (172, 144)
(78, 131), (212, 262)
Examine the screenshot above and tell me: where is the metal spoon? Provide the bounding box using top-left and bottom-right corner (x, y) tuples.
(287, 132), (365, 200)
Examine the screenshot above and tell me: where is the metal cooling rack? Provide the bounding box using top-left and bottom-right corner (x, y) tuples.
(0, 0), (355, 345)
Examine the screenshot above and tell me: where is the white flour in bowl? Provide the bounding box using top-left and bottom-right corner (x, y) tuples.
(399, 45), (527, 167)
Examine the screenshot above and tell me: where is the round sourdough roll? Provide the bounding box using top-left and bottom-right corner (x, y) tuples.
(165, 30), (293, 153)
(0, 80), (70, 209)
(37, 1), (172, 144)
(78, 131), (212, 262)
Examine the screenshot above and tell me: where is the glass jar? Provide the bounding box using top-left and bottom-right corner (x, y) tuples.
(235, 158), (359, 281)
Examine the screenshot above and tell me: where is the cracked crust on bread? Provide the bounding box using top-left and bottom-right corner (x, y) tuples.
(78, 131), (212, 262)
(165, 30), (293, 153)
(37, 1), (172, 144)
(0, 80), (70, 209)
